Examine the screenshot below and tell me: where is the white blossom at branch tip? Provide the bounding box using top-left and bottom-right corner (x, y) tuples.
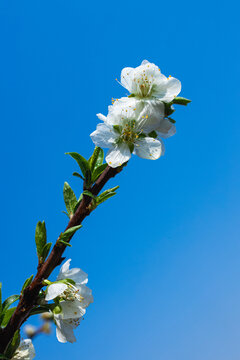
(120, 60), (181, 102)
(12, 339), (35, 360)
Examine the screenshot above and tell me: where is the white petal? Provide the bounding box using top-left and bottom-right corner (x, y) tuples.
(121, 67), (134, 92)
(55, 318), (77, 344)
(141, 59), (150, 65)
(135, 99), (165, 133)
(58, 259), (71, 278)
(154, 77), (181, 102)
(76, 284), (94, 308)
(106, 143), (131, 168)
(45, 283), (68, 301)
(135, 137), (164, 160)
(156, 118), (176, 138)
(58, 299), (86, 319)
(96, 113), (107, 122)
(90, 123), (116, 148)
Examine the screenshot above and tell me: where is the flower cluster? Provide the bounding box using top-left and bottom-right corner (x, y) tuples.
(91, 60), (182, 168)
(45, 259), (93, 343)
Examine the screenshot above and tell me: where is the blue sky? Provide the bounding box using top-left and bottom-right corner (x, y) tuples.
(0, 0), (239, 359)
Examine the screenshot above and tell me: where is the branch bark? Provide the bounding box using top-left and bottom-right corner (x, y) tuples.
(0, 165), (123, 353)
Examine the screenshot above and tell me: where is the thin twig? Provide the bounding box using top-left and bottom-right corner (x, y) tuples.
(0, 164), (123, 353)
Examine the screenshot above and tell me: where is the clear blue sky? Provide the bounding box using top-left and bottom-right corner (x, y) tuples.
(0, 1), (239, 359)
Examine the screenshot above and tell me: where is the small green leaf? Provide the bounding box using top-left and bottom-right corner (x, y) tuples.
(66, 152), (90, 178)
(4, 330), (20, 359)
(97, 186), (119, 205)
(74, 194), (83, 213)
(58, 240), (72, 247)
(92, 163), (108, 183)
(128, 93), (135, 98)
(2, 295), (19, 313)
(35, 221), (47, 261)
(0, 307), (16, 327)
(82, 190), (96, 199)
(0, 282), (2, 315)
(41, 243), (52, 262)
(21, 275), (33, 294)
(62, 211), (70, 218)
(84, 169), (92, 188)
(63, 182), (77, 217)
(73, 172), (84, 180)
(60, 225), (83, 242)
(97, 192), (117, 205)
(89, 147), (104, 171)
(172, 96), (191, 105)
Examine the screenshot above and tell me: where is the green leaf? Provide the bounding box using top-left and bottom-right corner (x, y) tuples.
(164, 103), (175, 116)
(2, 295), (19, 313)
(89, 147), (104, 171)
(4, 330), (20, 359)
(21, 275), (33, 294)
(0, 307), (16, 327)
(62, 210), (70, 218)
(172, 96), (191, 105)
(60, 225), (83, 242)
(58, 240), (72, 247)
(92, 163), (108, 183)
(84, 169), (92, 188)
(41, 243), (52, 262)
(73, 172), (84, 180)
(82, 190), (96, 199)
(66, 152), (90, 178)
(35, 221), (47, 261)
(0, 282), (2, 315)
(97, 192), (117, 205)
(0, 355), (10, 359)
(63, 182), (77, 217)
(74, 194), (83, 213)
(97, 186), (119, 205)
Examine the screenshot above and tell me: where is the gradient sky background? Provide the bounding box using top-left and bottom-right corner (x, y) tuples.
(0, 1), (240, 359)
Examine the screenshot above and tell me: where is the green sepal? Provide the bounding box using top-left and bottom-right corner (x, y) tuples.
(63, 182), (77, 217)
(91, 163), (108, 183)
(4, 330), (20, 359)
(164, 103), (175, 116)
(168, 117), (176, 124)
(128, 93), (135, 98)
(21, 275), (34, 294)
(72, 172), (84, 180)
(35, 221), (47, 262)
(0, 307), (16, 327)
(66, 152), (90, 178)
(2, 295), (19, 313)
(148, 130), (158, 139)
(172, 96), (191, 105)
(89, 147), (104, 171)
(113, 125), (122, 134)
(41, 243), (52, 262)
(128, 143), (134, 153)
(58, 240), (72, 247)
(53, 304), (62, 315)
(60, 225), (83, 242)
(57, 278), (75, 285)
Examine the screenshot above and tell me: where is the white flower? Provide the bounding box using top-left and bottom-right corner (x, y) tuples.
(91, 98), (166, 168)
(12, 339), (35, 360)
(44, 259), (93, 343)
(120, 60), (181, 102)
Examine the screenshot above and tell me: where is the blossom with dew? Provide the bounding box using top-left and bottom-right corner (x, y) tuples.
(120, 60), (181, 102)
(91, 97), (167, 168)
(11, 339), (35, 360)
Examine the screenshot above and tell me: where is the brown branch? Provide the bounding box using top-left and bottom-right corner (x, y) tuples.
(0, 165), (123, 353)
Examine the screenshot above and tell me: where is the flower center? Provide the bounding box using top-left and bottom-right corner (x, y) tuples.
(133, 71), (154, 98)
(62, 285), (84, 302)
(120, 121), (139, 143)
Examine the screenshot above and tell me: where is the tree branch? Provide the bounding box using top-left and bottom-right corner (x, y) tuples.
(0, 164), (123, 353)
